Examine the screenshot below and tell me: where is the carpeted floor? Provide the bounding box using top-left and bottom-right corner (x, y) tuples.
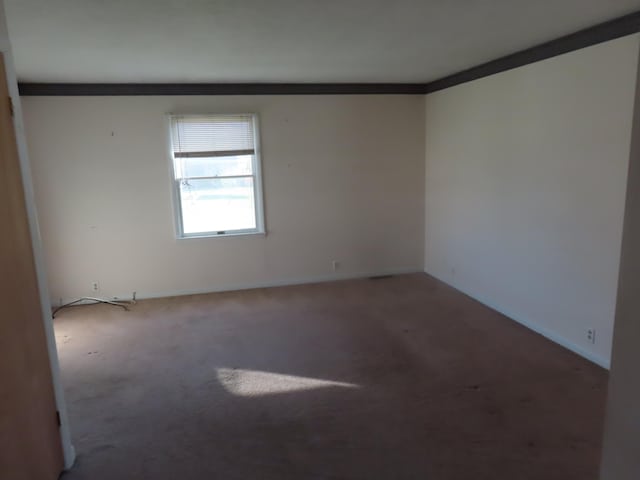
(55, 273), (607, 480)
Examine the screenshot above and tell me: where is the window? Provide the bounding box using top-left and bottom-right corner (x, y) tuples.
(168, 114), (264, 238)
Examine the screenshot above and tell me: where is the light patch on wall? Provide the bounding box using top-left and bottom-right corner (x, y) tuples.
(216, 368), (359, 397)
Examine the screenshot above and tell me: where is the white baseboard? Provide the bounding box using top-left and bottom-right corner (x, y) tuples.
(54, 267), (421, 308)
(54, 267), (610, 369)
(425, 270), (611, 370)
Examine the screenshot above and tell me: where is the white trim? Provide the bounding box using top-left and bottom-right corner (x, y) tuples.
(252, 113), (266, 234)
(0, 11), (75, 469)
(424, 269), (610, 369)
(165, 115), (184, 238)
(55, 267), (421, 307)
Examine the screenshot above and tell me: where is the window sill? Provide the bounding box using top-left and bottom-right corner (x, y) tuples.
(176, 230), (266, 240)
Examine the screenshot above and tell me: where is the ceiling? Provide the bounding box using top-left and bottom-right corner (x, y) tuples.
(5, 0), (640, 83)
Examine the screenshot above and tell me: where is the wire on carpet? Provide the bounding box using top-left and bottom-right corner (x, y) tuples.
(52, 297), (132, 318)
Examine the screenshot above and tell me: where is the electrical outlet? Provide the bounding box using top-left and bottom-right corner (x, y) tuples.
(91, 282), (99, 292)
(332, 260), (339, 271)
(587, 328), (596, 344)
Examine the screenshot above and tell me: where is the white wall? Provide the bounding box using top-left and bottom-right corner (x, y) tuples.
(600, 43), (640, 480)
(0, 0), (74, 468)
(22, 95), (425, 303)
(423, 34), (640, 367)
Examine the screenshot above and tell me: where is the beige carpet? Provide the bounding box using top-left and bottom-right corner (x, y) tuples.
(55, 273), (607, 479)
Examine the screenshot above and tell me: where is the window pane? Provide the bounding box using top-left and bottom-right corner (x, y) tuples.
(179, 177), (256, 234)
(178, 155), (253, 179)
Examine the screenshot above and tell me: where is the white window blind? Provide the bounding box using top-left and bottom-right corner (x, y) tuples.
(171, 114), (256, 159)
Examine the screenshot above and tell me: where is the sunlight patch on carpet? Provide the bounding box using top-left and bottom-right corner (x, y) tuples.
(216, 368), (359, 397)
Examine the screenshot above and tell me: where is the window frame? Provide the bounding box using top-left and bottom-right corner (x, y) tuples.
(166, 113), (266, 239)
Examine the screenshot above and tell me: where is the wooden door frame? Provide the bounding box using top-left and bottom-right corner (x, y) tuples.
(0, 46), (76, 470)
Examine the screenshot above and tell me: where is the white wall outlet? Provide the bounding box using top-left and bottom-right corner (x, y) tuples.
(587, 328), (596, 344)
(332, 260), (339, 271)
(91, 282), (99, 292)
